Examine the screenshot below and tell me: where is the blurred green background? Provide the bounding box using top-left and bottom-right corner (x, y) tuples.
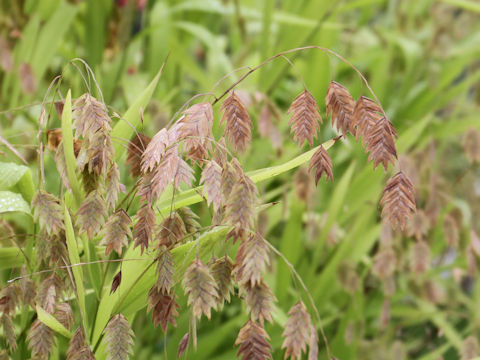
(1, 0), (480, 359)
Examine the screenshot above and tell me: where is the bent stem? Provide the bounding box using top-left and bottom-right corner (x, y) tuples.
(212, 45), (387, 119)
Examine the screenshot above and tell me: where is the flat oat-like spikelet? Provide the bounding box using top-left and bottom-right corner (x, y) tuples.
(133, 203), (156, 254)
(220, 91), (252, 152)
(73, 93), (112, 139)
(27, 319), (55, 359)
(372, 246), (397, 279)
(244, 279), (276, 325)
(353, 96), (383, 143)
(200, 160), (223, 212)
(380, 171), (416, 230)
(410, 240), (430, 274)
(31, 190), (64, 235)
(141, 128), (177, 173)
(67, 327), (86, 359)
(103, 314), (134, 360)
(147, 286), (180, 331)
(101, 209), (132, 256)
(182, 259), (219, 320)
(126, 133), (151, 177)
(0, 284), (20, 315)
(235, 320), (272, 360)
(177, 102), (214, 161)
(1, 314), (17, 351)
(225, 171), (258, 241)
(365, 115), (398, 171)
(288, 90), (322, 147)
(234, 232), (270, 287)
(308, 145), (333, 185)
(156, 212), (186, 248)
(105, 163), (121, 211)
(282, 301), (314, 360)
(55, 302), (74, 330)
(76, 190), (107, 239)
(326, 81), (355, 136)
(150, 146), (194, 200)
(155, 248), (175, 293)
(177, 206), (201, 235)
(209, 256), (234, 308)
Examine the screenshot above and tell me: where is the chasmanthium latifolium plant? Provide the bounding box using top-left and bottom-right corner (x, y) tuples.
(0, 47), (416, 360)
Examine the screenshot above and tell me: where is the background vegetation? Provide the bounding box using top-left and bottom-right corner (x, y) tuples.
(1, 0), (480, 359)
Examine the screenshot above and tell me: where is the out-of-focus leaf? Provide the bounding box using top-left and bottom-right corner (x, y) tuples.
(0, 191), (30, 215)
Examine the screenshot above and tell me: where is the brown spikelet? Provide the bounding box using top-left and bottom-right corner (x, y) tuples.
(365, 116), (398, 171)
(220, 91), (252, 152)
(55, 302), (74, 330)
(147, 287), (180, 331)
(37, 275), (62, 314)
(141, 128), (178, 173)
(287, 90), (322, 147)
(19, 62), (36, 94)
(234, 232), (270, 286)
(410, 240), (430, 274)
(155, 249), (175, 293)
(325, 81), (355, 136)
(20, 267), (37, 308)
(73, 93), (111, 139)
(103, 314), (134, 360)
(101, 209), (132, 256)
(78, 130), (115, 176)
(67, 327), (86, 359)
(235, 320), (272, 360)
(295, 167), (314, 203)
(157, 212), (186, 248)
(177, 207), (201, 235)
(133, 203), (155, 254)
(0, 284), (20, 315)
(77, 190), (107, 239)
(182, 259), (219, 320)
(27, 320), (55, 359)
(443, 214), (459, 247)
(0, 350), (8, 360)
(380, 172), (416, 230)
(69, 346), (96, 360)
(127, 133), (151, 177)
(150, 146), (194, 200)
(110, 271), (122, 294)
(105, 163), (121, 210)
(177, 102), (214, 161)
(282, 301), (314, 360)
(406, 209), (429, 241)
(221, 160), (240, 199)
(353, 96), (383, 143)
(337, 262), (360, 294)
(308, 324), (319, 360)
(244, 279), (275, 325)
(177, 333), (190, 358)
(80, 168), (100, 194)
(1, 314), (17, 351)
(0, 37), (13, 72)
(31, 190), (64, 235)
(372, 246), (397, 279)
(210, 256), (234, 308)
(225, 171), (258, 241)
(213, 137), (228, 167)
(308, 145), (333, 185)
(463, 128), (480, 164)
(200, 160), (223, 212)
(461, 335), (479, 360)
